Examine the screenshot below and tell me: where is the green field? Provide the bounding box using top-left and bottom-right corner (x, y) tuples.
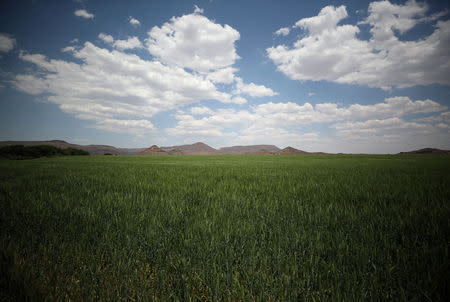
(1, 155), (449, 301)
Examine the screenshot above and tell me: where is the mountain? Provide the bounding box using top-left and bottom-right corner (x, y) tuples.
(138, 145), (168, 155)
(0, 140), (145, 155)
(219, 145), (280, 154)
(0, 140), (329, 155)
(277, 146), (309, 155)
(252, 149), (274, 155)
(118, 148), (146, 155)
(161, 142), (220, 155)
(399, 148), (450, 154)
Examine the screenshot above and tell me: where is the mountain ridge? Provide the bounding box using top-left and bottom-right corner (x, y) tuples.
(1, 140), (448, 155)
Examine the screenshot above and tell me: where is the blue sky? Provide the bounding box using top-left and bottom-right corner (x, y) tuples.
(1, 0), (449, 153)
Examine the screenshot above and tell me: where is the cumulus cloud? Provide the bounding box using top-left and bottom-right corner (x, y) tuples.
(113, 37), (143, 50)
(233, 77), (278, 97)
(129, 16), (141, 26)
(206, 67), (237, 84)
(166, 96), (446, 146)
(14, 42), (241, 134)
(267, 1), (450, 89)
(74, 9), (94, 19)
(415, 111), (450, 123)
(147, 13), (240, 73)
(98, 33), (114, 44)
(190, 106), (214, 115)
(0, 33), (16, 52)
(61, 46), (76, 52)
(252, 96), (446, 126)
(274, 27), (290, 36)
(294, 5), (348, 35)
(89, 118), (155, 134)
(330, 116), (448, 147)
(98, 33), (143, 50)
(14, 11), (280, 136)
(194, 5), (204, 14)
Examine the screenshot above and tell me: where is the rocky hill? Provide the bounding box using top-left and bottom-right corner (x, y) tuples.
(277, 146), (309, 155)
(219, 145), (280, 154)
(138, 145), (168, 155)
(398, 148), (450, 154)
(161, 142), (220, 155)
(0, 140), (132, 155)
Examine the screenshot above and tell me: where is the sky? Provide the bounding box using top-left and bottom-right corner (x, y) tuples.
(0, 0), (449, 153)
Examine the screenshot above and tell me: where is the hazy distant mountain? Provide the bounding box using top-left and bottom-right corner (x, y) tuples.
(118, 148), (146, 155)
(252, 149), (274, 155)
(0, 140), (145, 155)
(0, 140), (325, 155)
(161, 142), (220, 155)
(219, 145), (280, 154)
(138, 145), (168, 155)
(399, 148), (450, 154)
(276, 146), (309, 155)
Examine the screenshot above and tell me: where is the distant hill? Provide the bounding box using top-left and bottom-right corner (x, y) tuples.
(138, 145), (168, 155)
(399, 148), (450, 154)
(118, 148), (146, 155)
(0, 144), (89, 159)
(252, 149), (274, 155)
(0, 140), (331, 155)
(219, 145), (280, 154)
(277, 146), (309, 155)
(0, 140), (145, 155)
(161, 142), (220, 155)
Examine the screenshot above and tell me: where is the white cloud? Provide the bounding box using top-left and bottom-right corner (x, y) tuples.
(333, 117), (431, 134)
(147, 13), (240, 73)
(236, 126), (319, 147)
(89, 118), (155, 134)
(74, 9), (94, 19)
(167, 105), (321, 147)
(253, 96), (446, 126)
(436, 123), (449, 129)
(206, 67), (237, 84)
(98, 33), (143, 50)
(190, 106), (214, 115)
(294, 5), (348, 35)
(15, 11), (277, 135)
(330, 117), (446, 146)
(415, 111), (450, 123)
(113, 37), (143, 50)
(0, 33), (16, 52)
(230, 96), (247, 104)
(267, 1), (450, 89)
(275, 27), (290, 36)
(166, 96), (447, 145)
(14, 42), (241, 134)
(99, 33), (114, 44)
(194, 5), (204, 14)
(233, 77), (278, 97)
(61, 46), (75, 53)
(129, 16), (141, 26)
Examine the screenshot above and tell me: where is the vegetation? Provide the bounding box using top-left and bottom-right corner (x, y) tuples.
(0, 155), (449, 301)
(0, 145), (89, 159)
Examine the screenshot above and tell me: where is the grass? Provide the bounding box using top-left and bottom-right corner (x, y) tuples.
(1, 154), (449, 301)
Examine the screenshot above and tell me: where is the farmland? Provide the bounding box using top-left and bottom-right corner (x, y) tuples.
(1, 155), (449, 300)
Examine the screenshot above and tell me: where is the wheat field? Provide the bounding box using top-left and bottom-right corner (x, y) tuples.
(1, 155), (449, 300)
